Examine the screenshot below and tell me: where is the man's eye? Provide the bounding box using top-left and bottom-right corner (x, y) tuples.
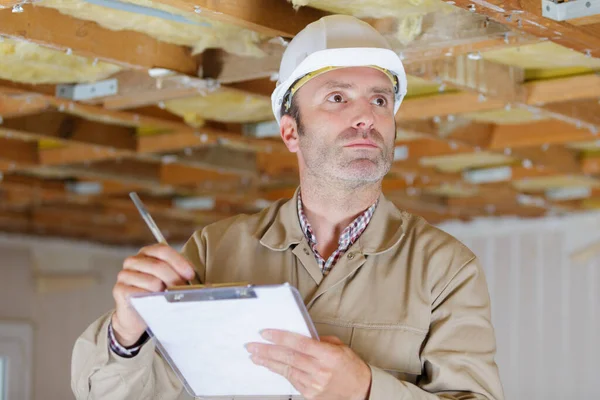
(372, 97), (387, 107)
(327, 94), (344, 103)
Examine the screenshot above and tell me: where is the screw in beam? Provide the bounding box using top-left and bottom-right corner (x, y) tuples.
(467, 51), (482, 60)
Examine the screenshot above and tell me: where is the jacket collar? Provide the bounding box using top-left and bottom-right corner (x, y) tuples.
(259, 187), (405, 255)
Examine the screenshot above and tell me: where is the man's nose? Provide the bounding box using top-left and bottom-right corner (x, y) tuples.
(351, 101), (375, 131)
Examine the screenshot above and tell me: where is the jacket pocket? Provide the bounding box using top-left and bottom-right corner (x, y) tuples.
(350, 324), (425, 376)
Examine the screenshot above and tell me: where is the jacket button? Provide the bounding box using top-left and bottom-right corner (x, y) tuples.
(347, 252), (355, 260)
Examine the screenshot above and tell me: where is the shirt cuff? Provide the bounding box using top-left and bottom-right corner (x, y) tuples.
(107, 319), (149, 358)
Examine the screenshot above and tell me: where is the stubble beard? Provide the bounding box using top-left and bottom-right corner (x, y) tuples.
(296, 116), (394, 191)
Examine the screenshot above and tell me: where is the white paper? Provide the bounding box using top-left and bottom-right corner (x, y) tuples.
(130, 285), (313, 397)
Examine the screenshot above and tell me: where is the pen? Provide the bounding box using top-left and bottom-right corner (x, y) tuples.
(129, 192), (194, 286)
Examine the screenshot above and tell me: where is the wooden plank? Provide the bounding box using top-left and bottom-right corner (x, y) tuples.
(488, 120), (596, 149)
(83, 158), (163, 184)
(0, 137), (39, 165)
(451, 0), (600, 58)
(569, 15), (600, 27)
(397, 120), (497, 149)
(581, 156), (600, 175)
(398, 92), (506, 121)
(227, 78), (277, 98)
(0, 85), (284, 155)
(137, 130), (217, 153)
(152, 0), (329, 37)
(0, 94), (50, 118)
(541, 98), (600, 127)
(170, 145), (258, 176)
(525, 74), (600, 105)
(0, 5), (198, 74)
(510, 145), (582, 174)
(398, 73), (600, 121)
(256, 152), (298, 178)
(160, 163), (242, 187)
(1, 111), (138, 150)
(138, 126), (285, 154)
(202, 43), (284, 84)
(100, 70), (213, 110)
(39, 144), (130, 166)
(394, 138), (474, 164)
(405, 54), (526, 101)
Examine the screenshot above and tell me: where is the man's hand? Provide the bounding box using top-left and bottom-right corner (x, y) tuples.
(246, 330), (372, 400)
(111, 244), (196, 346)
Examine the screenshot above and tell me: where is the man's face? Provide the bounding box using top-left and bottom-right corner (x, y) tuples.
(281, 67), (397, 188)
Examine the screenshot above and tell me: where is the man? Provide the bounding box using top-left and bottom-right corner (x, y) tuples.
(72, 15), (504, 400)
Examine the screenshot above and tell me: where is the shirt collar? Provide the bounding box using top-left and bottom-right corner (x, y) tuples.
(297, 190), (378, 250)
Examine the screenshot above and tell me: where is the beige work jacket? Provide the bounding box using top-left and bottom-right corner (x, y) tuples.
(71, 190), (504, 399)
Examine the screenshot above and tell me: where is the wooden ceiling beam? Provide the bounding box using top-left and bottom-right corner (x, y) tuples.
(152, 0), (328, 38)
(510, 145), (582, 174)
(0, 4), (199, 74)
(405, 54), (526, 102)
(159, 162), (246, 187)
(398, 73), (600, 121)
(581, 156), (600, 175)
(540, 98), (600, 127)
(1, 111), (138, 150)
(0, 137), (39, 165)
(0, 86), (283, 157)
(398, 92), (505, 121)
(98, 71), (224, 111)
(408, 117), (598, 152)
(451, 0), (600, 58)
(488, 120), (596, 150)
(0, 93), (50, 118)
(39, 144), (130, 166)
(526, 74), (600, 105)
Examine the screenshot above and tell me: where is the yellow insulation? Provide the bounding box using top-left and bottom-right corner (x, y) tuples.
(566, 141), (600, 152)
(419, 152), (516, 173)
(0, 38), (121, 84)
(40, 0), (265, 57)
(461, 107), (548, 125)
(290, 0), (453, 44)
(406, 75), (454, 98)
(582, 199), (600, 209)
(513, 175), (600, 192)
(424, 183), (479, 198)
(482, 42), (600, 80)
(163, 90), (273, 126)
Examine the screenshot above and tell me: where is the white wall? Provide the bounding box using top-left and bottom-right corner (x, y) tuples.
(0, 211), (599, 400)
(440, 212), (600, 400)
(0, 235), (127, 400)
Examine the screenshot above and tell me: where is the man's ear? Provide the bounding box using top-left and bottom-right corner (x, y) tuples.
(280, 114), (300, 153)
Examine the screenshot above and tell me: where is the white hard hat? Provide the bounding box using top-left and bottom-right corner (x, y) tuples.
(271, 14), (408, 125)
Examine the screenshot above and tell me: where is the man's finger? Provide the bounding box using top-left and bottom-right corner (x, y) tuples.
(250, 355), (314, 389)
(123, 255), (188, 287)
(245, 343), (320, 375)
(261, 330), (329, 359)
(319, 335), (344, 345)
(138, 244), (196, 281)
(116, 270), (166, 293)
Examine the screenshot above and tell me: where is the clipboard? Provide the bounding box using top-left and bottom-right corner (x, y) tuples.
(128, 283), (318, 399)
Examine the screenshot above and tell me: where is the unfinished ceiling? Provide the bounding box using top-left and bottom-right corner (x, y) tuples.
(0, 0), (599, 246)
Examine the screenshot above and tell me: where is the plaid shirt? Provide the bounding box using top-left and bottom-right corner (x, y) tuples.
(297, 192), (377, 276)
